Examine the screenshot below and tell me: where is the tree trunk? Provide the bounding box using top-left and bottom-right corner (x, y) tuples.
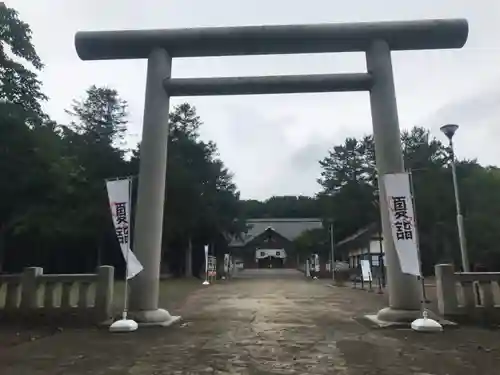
(0, 227), (5, 274)
(185, 237), (193, 277)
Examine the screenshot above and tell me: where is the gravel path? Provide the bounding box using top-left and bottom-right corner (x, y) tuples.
(1, 277), (500, 374)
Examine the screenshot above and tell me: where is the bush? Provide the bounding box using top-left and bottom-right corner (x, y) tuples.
(333, 268), (354, 286)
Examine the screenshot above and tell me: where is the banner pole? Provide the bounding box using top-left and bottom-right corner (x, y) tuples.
(408, 170), (426, 315)
(107, 176), (139, 332)
(121, 177), (132, 320)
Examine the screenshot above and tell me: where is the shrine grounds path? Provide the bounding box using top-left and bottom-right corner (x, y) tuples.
(2, 271), (500, 375)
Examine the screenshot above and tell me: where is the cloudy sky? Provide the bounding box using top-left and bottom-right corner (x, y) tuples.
(7, 0), (500, 200)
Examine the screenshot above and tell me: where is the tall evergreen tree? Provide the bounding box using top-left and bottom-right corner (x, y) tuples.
(317, 126), (500, 272)
(0, 3), (47, 124)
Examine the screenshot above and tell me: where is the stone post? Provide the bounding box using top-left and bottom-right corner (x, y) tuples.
(128, 48), (180, 326)
(20, 267), (42, 309)
(95, 265), (114, 322)
(366, 40), (421, 323)
(435, 263), (459, 316)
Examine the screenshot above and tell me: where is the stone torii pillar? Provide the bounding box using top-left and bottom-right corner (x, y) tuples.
(75, 18), (468, 326)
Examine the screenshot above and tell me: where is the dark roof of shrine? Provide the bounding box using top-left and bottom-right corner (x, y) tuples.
(229, 218), (323, 247)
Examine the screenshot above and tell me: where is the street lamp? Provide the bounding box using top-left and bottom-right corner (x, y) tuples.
(440, 124), (470, 272)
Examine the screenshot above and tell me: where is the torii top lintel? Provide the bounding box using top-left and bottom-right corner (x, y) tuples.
(75, 18), (468, 61)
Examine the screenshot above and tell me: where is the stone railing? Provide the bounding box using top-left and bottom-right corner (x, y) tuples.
(0, 266), (114, 324)
(435, 263), (500, 323)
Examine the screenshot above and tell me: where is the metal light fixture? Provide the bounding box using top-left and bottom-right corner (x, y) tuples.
(440, 124), (459, 140)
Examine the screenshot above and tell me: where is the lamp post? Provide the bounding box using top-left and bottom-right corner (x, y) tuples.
(440, 124), (470, 272)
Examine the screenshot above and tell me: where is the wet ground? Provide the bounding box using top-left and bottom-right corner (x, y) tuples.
(1, 271), (500, 374)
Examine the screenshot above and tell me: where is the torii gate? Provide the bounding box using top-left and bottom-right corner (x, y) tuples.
(75, 18), (468, 326)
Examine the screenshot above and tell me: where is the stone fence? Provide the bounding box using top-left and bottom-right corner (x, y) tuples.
(0, 266), (114, 324)
(435, 263), (500, 323)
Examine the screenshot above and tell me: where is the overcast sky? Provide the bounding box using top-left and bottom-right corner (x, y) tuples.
(7, 0), (500, 200)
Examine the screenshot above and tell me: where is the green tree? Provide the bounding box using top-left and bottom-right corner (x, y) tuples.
(0, 112), (87, 271)
(240, 196), (322, 219)
(0, 3), (47, 124)
(65, 85), (128, 147)
(457, 165), (500, 268)
(317, 126), (500, 273)
(318, 136), (375, 193)
(0, 7), (243, 276)
(293, 228), (329, 260)
(317, 135), (378, 242)
(131, 103), (243, 277)
(0, 4), (70, 271)
(57, 86), (131, 271)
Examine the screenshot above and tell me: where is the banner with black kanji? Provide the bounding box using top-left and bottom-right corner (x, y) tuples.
(383, 172), (421, 276)
(106, 178), (143, 279)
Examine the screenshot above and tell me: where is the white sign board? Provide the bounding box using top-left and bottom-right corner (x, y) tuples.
(383, 172), (421, 277)
(360, 260), (372, 282)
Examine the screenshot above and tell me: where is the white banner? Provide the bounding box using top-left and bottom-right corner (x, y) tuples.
(383, 173), (421, 276)
(106, 178), (143, 280)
